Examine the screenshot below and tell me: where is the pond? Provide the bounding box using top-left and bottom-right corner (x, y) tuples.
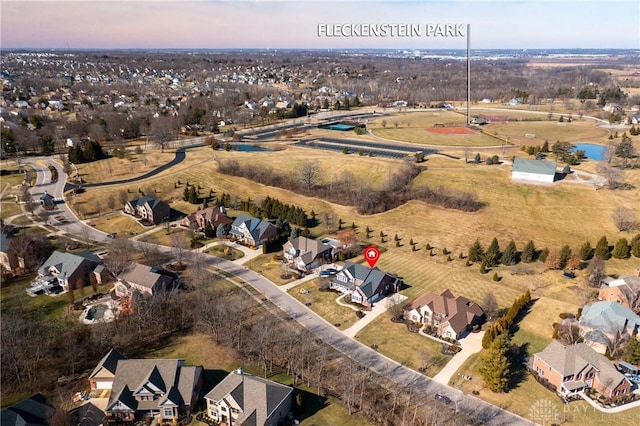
(574, 143), (606, 161)
(227, 144), (270, 152)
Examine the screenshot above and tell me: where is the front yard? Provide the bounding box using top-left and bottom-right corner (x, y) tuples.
(289, 281), (359, 331)
(245, 253), (299, 285)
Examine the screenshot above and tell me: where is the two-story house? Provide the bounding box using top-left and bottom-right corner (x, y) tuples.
(115, 263), (180, 297)
(124, 197), (170, 225)
(404, 289), (485, 340)
(204, 368), (292, 426)
(578, 301), (640, 354)
(282, 236), (333, 273)
(599, 271), (640, 312)
(532, 341), (631, 399)
(30, 250), (104, 293)
(329, 261), (400, 309)
(181, 206), (232, 231)
(229, 214), (276, 247)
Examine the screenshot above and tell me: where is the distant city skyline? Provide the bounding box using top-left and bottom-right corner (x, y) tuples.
(1, 0), (639, 50)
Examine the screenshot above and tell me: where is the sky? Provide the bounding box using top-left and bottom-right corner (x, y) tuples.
(1, 0), (639, 50)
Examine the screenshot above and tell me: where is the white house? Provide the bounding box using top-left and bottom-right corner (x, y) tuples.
(511, 158), (557, 183)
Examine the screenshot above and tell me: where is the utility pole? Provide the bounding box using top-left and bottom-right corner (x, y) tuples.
(467, 24), (471, 126)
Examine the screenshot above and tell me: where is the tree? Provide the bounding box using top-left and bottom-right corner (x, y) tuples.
(545, 249), (561, 270)
(521, 240), (536, 263)
(612, 238), (630, 259)
(586, 257), (606, 287)
(298, 161), (322, 192)
(615, 135), (636, 168)
(171, 232), (188, 266)
(104, 238), (133, 278)
(474, 153), (481, 164)
(498, 240), (516, 266)
(558, 245), (572, 269)
(386, 295), (406, 321)
(594, 236), (611, 260)
(579, 241), (593, 261)
(484, 238), (501, 267)
(612, 207), (636, 232)
(597, 163), (624, 189)
(106, 194), (116, 212)
(482, 292), (499, 320)
(567, 253), (583, 270)
(631, 234), (640, 258)
(478, 333), (511, 393)
(468, 239), (484, 263)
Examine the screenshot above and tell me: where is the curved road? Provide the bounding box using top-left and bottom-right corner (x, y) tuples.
(21, 151), (534, 426)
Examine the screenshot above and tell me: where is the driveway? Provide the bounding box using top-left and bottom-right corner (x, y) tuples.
(342, 293), (407, 338)
(432, 330), (485, 386)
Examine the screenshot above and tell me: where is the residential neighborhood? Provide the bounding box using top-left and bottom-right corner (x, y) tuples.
(329, 261), (401, 309)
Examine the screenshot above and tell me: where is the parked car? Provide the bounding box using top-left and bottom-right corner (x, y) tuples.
(106, 233), (116, 239)
(434, 393), (452, 405)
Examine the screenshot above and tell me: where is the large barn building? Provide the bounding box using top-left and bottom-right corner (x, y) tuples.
(511, 158), (557, 183)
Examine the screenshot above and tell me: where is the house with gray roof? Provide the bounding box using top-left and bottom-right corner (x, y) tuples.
(532, 341), (631, 399)
(204, 368), (293, 426)
(89, 349), (126, 390)
(115, 262), (180, 297)
(598, 270), (640, 312)
(124, 197), (170, 225)
(282, 236), (333, 273)
(229, 214), (277, 247)
(579, 301), (640, 354)
(404, 289), (485, 340)
(511, 158), (557, 183)
(103, 356), (203, 423)
(29, 250), (103, 294)
(330, 261), (400, 309)
(0, 393), (57, 426)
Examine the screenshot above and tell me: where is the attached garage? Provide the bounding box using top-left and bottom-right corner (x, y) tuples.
(512, 158), (557, 183)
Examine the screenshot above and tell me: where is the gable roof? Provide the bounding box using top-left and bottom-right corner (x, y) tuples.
(205, 370), (292, 426)
(128, 197), (167, 211)
(512, 158), (557, 176)
(231, 214), (276, 242)
(0, 393), (56, 426)
(90, 348), (126, 380)
(535, 341), (627, 388)
(37, 250), (102, 281)
(408, 289), (485, 334)
(118, 263), (176, 291)
(333, 262), (397, 299)
(195, 206), (232, 227)
(580, 301), (640, 334)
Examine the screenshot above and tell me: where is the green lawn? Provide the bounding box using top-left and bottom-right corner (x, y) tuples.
(355, 312), (450, 376)
(289, 281), (359, 330)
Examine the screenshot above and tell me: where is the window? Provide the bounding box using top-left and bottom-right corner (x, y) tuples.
(163, 408), (173, 418)
(220, 406), (227, 412)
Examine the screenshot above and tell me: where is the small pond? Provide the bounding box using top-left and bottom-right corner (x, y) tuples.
(574, 143), (606, 161)
(227, 144), (270, 152)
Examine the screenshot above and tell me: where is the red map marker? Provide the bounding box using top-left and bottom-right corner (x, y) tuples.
(364, 245), (381, 268)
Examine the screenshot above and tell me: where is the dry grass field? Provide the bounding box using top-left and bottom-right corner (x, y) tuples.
(485, 119), (611, 147)
(86, 212), (146, 237)
(73, 151), (176, 184)
(289, 282), (359, 330)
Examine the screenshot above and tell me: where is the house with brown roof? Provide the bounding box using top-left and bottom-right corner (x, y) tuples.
(101, 354), (203, 424)
(124, 197), (170, 226)
(404, 289), (485, 340)
(599, 270), (640, 312)
(181, 206), (232, 231)
(115, 263), (180, 297)
(282, 236), (333, 273)
(204, 368), (293, 426)
(532, 341), (631, 399)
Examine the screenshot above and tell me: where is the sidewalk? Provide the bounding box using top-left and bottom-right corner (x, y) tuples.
(577, 390), (640, 413)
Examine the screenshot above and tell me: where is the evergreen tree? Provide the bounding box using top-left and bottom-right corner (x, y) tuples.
(612, 238), (630, 259)
(541, 140), (550, 152)
(501, 240), (518, 265)
(468, 239), (485, 263)
(631, 234), (640, 258)
(478, 333), (511, 393)
(579, 241), (593, 261)
(595, 236), (611, 260)
(183, 185), (190, 202)
(521, 240), (536, 263)
(474, 152), (481, 163)
(484, 238), (501, 267)
(538, 248), (549, 263)
(559, 245), (572, 269)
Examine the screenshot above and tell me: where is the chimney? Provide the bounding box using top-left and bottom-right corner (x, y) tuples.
(236, 367), (243, 375)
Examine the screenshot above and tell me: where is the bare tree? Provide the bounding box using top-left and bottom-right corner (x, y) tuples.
(586, 256), (606, 287)
(386, 294), (406, 321)
(597, 163), (624, 189)
(298, 161), (322, 192)
(106, 194), (116, 212)
(612, 207), (636, 232)
(118, 189), (129, 207)
(170, 232), (188, 267)
(482, 292), (499, 320)
(103, 238), (133, 278)
(21, 183), (34, 214)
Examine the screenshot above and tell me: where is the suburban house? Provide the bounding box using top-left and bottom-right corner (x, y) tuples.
(404, 289), (485, 340)
(90, 349), (127, 390)
(115, 262), (180, 297)
(181, 206), (232, 231)
(532, 341), (631, 399)
(282, 236), (334, 273)
(99, 352), (203, 424)
(578, 301), (640, 354)
(511, 158), (557, 183)
(229, 214), (277, 247)
(329, 261), (401, 309)
(0, 232), (19, 277)
(124, 197), (170, 226)
(599, 270), (640, 312)
(1, 393), (57, 426)
(29, 250), (104, 294)
(204, 368), (293, 426)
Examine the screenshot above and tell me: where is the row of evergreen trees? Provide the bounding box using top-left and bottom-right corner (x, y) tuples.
(68, 140), (106, 164)
(261, 196), (310, 227)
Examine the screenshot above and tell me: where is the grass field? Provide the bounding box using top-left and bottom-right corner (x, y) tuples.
(74, 151), (176, 184)
(245, 253), (298, 285)
(289, 282), (359, 330)
(205, 244), (244, 261)
(485, 119), (610, 147)
(86, 212), (146, 237)
(355, 312), (451, 376)
(138, 226), (190, 246)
